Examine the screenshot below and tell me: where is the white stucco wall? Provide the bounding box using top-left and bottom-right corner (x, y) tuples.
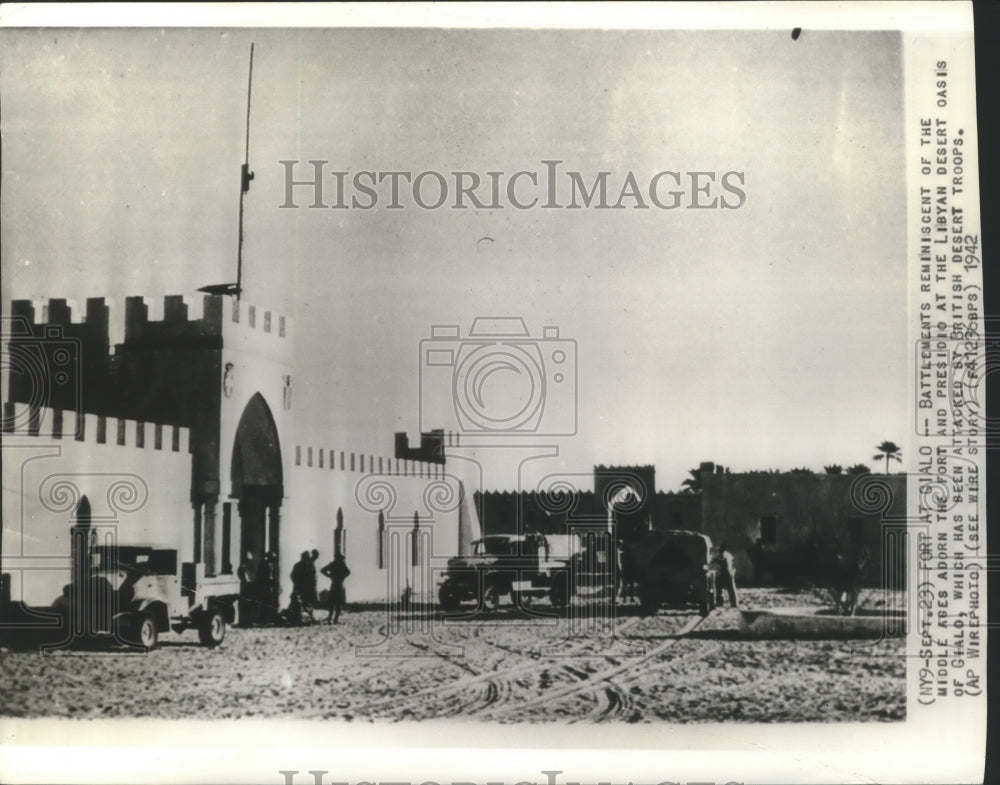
(1, 405), (192, 606)
(287, 451), (471, 603)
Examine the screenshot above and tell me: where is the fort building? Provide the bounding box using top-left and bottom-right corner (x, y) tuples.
(1, 294), (476, 609)
(2, 294), (907, 609)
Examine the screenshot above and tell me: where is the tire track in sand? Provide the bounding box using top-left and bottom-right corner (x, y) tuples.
(349, 613), (698, 721)
(478, 612), (708, 722)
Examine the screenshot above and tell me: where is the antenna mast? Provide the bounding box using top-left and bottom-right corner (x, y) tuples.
(197, 43), (255, 300)
(198, 43), (253, 302)
(235, 42), (255, 301)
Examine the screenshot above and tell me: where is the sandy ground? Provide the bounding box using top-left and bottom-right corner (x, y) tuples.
(0, 589), (905, 722)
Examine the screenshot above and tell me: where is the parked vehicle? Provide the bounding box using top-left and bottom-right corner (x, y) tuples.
(630, 530), (716, 617)
(56, 545), (241, 649)
(438, 533), (580, 610)
(562, 529), (715, 616)
(438, 528), (715, 617)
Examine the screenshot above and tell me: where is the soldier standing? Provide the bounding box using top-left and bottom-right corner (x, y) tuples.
(237, 551), (258, 627)
(307, 549), (320, 621)
(714, 543), (739, 608)
(289, 551), (314, 624)
(256, 551), (279, 624)
(321, 554), (351, 624)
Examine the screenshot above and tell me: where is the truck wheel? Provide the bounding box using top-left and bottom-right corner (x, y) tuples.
(438, 585), (460, 611)
(198, 608), (226, 647)
(483, 584), (500, 610)
(549, 575), (569, 608)
(639, 589), (660, 617)
(122, 611), (158, 650)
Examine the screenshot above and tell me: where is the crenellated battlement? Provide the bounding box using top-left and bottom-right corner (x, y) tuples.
(3, 292), (293, 431)
(1, 402), (190, 453)
(223, 297), (288, 338)
(294, 444), (445, 478)
(294, 427), (468, 478)
(7, 293), (291, 350)
(122, 294), (289, 340)
(477, 487), (688, 498)
(593, 463), (656, 473)
(10, 298), (89, 325)
(7, 297), (116, 343)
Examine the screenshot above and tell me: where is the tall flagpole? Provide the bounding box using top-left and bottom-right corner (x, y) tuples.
(235, 43), (255, 301)
(196, 43), (255, 299)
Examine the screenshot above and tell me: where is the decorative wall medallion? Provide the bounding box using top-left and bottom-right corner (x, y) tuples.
(223, 363), (234, 398)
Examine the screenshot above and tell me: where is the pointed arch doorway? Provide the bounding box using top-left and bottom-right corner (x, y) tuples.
(70, 495), (93, 588)
(230, 393), (284, 572)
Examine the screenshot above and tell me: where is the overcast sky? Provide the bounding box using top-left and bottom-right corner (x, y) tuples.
(1, 27), (906, 492)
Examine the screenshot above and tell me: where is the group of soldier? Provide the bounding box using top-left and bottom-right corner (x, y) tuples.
(237, 539), (737, 624)
(235, 550), (279, 626)
(237, 549), (351, 626)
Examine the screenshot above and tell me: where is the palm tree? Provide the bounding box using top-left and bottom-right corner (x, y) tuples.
(680, 468), (703, 494)
(873, 441), (902, 474)
(680, 462), (715, 494)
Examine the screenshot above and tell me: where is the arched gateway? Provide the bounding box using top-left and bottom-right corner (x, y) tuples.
(231, 393), (284, 568)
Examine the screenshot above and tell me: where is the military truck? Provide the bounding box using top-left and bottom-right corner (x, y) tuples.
(437, 533), (580, 610)
(630, 530), (716, 616)
(438, 528), (715, 617)
(566, 529), (717, 616)
(55, 544), (241, 649)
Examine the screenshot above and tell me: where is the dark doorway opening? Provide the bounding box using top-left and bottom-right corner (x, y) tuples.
(231, 392), (284, 571)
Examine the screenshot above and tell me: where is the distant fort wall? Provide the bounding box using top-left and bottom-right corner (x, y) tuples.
(475, 464), (703, 538)
(701, 470), (908, 586)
